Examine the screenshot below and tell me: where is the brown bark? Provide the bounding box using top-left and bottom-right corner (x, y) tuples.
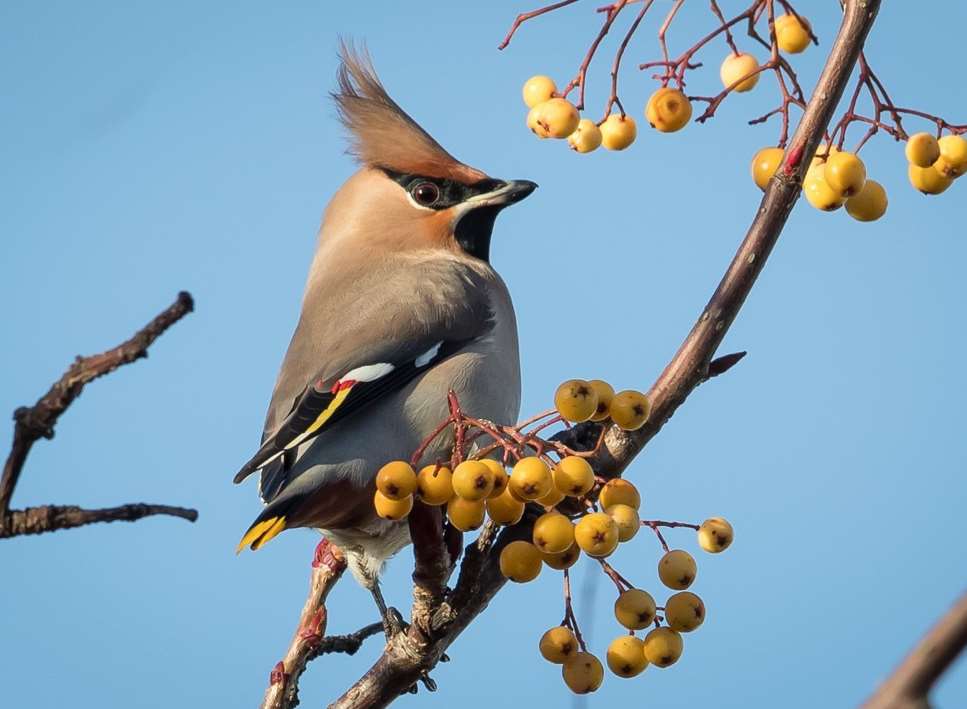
(0, 503), (197, 538)
(861, 591), (967, 709)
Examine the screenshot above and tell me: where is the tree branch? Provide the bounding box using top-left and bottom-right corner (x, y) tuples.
(0, 503), (197, 538)
(861, 590), (967, 709)
(261, 539), (349, 709)
(318, 2), (881, 707)
(0, 291), (196, 535)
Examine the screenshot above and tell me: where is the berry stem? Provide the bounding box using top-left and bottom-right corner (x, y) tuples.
(597, 558), (635, 592)
(561, 568), (589, 653)
(497, 0), (581, 50)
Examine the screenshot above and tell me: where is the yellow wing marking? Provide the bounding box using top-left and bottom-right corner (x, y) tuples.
(236, 515), (287, 553)
(302, 385), (354, 436)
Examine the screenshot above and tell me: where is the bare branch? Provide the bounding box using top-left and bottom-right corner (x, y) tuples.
(497, 0), (581, 50)
(0, 502), (197, 538)
(261, 539), (349, 709)
(861, 590), (967, 709)
(0, 291), (195, 528)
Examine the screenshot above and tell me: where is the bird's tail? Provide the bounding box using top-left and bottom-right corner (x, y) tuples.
(236, 496), (302, 552)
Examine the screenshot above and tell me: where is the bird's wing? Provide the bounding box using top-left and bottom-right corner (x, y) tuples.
(233, 260), (497, 496)
(233, 338), (474, 488)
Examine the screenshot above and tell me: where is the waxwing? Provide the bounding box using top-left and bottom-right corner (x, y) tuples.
(233, 44), (535, 632)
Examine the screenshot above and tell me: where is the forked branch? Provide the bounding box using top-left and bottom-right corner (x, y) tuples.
(0, 291), (197, 538)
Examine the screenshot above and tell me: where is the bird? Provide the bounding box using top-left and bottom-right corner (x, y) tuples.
(233, 44), (535, 636)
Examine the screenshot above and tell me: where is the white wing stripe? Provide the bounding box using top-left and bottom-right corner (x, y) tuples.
(415, 342), (443, 367)
(341, 362), (395, 383)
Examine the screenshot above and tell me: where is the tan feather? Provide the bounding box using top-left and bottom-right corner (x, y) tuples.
(332, 43), (486, 184)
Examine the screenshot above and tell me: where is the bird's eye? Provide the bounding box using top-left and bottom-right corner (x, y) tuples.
(411, 181), (440, 207)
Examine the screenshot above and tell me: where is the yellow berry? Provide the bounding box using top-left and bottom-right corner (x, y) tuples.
(614, 588), (657, 630)
(416, 464), (453, 506)
(562, 652), (604, 694)
(446, 497), (486, 532)
(909, 163), (953, 195)
(553, 456), (595, 497)
(533, 511), (576, 553)
(643, 627), (684, 667)
(541, 545), (581, 570)
(599, 478), (641, 510)
(375, 460), (417, 500)
(775, 13), (811, 54)
(599, 114), (637, 150)
(539, 626), (578, 664)
(537, 483), (566, 508)
(658, 549), (697, 590)
(698, 516), (734, 553)
(485, 486), (526, 526)
(522, 75), (556, 109)
(588, 379), (615, 422)
(607, 503), (640, 542)
(665, 591), (705, 632)
(719, 52), (760, 92)
(534, 98), (580, 139)
(824, 151), (866, 197)
(936, 134), (967, 177)
(479, 459), (509, 499)
(574, 512), (619, 558)
(373, 491), (413, 521)
(846, 180), (888, 222)
(499, 540), (543, 583)
(606, 635), (648, 678)
(609, 390), (650, 431)
(803, 164), (846, 211)
(509, 456), (553, 501)
(554, 379), (598, 422)
(905, 132), (940, 168)
(645, 87), (692, 133)
(452, 460), (495, 501)
(568, 118), (603, 153)
(751, 146), (784, 191)
(527, 105), (549, 139)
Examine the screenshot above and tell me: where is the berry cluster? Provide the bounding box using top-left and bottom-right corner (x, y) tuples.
(523, 75), (692, 153)
(518, 11), (811, 154)
(505, 1), (965, 228)
(371, 379), (732, 695)
(905, 132), (967, 196)
(749, 130), (967, 224)
(525, 477), (734, 694)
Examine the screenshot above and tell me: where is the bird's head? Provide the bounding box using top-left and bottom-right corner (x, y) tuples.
(323, 44), (536, 263)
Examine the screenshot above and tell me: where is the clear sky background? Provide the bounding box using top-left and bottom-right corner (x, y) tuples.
(3, 1), (966, 707)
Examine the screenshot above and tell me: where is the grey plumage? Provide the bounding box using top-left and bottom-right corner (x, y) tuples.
(234, 46), (534, 597)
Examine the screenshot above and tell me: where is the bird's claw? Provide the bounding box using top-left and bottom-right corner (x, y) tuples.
(382, 606), (406, 641)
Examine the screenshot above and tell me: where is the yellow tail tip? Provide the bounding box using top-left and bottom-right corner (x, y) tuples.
(236, 516), (287, 553)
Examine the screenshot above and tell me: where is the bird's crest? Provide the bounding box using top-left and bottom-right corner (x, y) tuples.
(333, 43), (486, 184)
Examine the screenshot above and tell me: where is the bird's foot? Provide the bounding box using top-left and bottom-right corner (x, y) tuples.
(382, 606), (406, 641)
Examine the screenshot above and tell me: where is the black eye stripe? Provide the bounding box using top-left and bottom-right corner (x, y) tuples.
(381, 168), (505, 211)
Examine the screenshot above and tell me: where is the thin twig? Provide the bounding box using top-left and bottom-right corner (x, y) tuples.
(261, 539), (348, 709)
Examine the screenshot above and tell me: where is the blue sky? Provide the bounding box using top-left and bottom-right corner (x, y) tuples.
(3, 1), (966, 707)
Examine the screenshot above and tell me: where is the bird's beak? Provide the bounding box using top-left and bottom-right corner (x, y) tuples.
(465, 179), (538, 209)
